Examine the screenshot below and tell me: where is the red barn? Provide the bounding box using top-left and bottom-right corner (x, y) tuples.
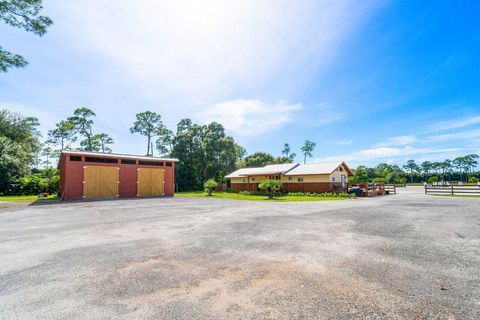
(59, 150), (178, 201)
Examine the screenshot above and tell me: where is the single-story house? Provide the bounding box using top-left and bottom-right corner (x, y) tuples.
(225, 161), (353, 193)
(59, 150), (179, 201)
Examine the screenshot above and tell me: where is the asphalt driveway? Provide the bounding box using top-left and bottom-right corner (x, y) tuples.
(0, 187), (479, 319)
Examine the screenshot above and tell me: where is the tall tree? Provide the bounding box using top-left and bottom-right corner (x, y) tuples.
(244, 152), (275, 167)
(170, 119), (241, 191)
(93, 133), (113, 153)
(0, 0), (52, 72)
(130, 111), (165, 156)
(403, 159), (418, 183)
(41, 145), (54, 168)
(68, 107), (96, 151)
(281, 143), (296, 161)
(0, 109), (41, 193)
(444, 159), (453, 182)
(351, 165), (369, 182)
(420, 161), (432, 182)
(465, 154), (479, 176)
(46, 120), (77, 151)
(301, 140), (316, 164)
(155, 127), (174, 156)
(453, 157), (466, 182)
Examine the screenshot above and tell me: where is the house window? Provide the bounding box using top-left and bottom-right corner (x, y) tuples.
(276, 175), (280, 180)
(252, 177), (255, 181)
(298, 177), (304, 182)
(332, 177), (336, 182)
(243, 179), (246, 183)
(288, 176), (292, 181)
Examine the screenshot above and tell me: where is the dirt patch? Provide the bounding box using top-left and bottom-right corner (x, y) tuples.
(103, 256), (461, 319)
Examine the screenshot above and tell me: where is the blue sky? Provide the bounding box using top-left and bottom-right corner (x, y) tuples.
(1, 0), (479, 167)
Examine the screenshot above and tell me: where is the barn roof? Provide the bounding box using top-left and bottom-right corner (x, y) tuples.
(61, 150), (179, 162)
(284, 161), (353, 176)
(225, 163), (299, 178)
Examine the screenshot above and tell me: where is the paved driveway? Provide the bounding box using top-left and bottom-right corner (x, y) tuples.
(0, 188), (479, 319)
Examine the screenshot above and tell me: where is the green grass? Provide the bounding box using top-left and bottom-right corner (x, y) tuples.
(0, 195), (60, 203)
(177, 191), (350, 202)
(431, 194), (480, 198)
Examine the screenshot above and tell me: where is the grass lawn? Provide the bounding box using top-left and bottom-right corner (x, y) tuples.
(177, 191), (351, 202)
(431, 194), (480, 198)
(0, 195), (60, 203)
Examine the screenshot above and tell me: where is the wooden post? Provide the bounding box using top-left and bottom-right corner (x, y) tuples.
(425, 185), (427, 194)
(451, 185), (454, 196)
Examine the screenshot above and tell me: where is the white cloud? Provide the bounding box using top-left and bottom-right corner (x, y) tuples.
(375, 135), (416, 147)
(47, 0), (383, 121)
(335, 139), (352, 145)
(317, 145), (469, 164)
(425, 115), (480, 132)
(427, 129), (480, 142)
(301, 102), (346, 127)
(198, 99), (301, 136)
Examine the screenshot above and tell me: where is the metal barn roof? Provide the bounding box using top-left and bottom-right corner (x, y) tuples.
(284, 161), (353, 176)
(225, 163), (298, 178)
(61, 150), (179, 162)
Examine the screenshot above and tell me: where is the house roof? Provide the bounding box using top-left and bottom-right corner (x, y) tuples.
(61, 150), (179, 162)
(225, 163), (298, 178)
(284, 161), (353, 176)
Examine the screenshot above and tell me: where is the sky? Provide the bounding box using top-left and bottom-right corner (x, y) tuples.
(1, 0), (479, 167)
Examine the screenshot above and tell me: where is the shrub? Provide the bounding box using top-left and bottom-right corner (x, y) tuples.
(18, 174), (47, 195)
(239, 191), (265, 196)
(468, 176), (479, 184)
(428, 176), (439, 184)
(203, 178), (218, 196)
(287, 191), (355, 199)
(258, 179), (282, 199)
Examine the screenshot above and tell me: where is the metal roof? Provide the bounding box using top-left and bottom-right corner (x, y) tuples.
(284, 161), (353, 176)
(61, 150), (179, 162)
(225, 163), (298, 178)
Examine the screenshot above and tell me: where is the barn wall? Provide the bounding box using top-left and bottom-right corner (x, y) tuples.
(61, 154), (176, 200)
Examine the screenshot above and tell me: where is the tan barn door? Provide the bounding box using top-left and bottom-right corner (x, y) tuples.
(137, 168), (165, 197)
(83, 166), (119, 199)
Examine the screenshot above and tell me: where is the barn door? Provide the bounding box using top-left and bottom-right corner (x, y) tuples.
(137, 168), (165, 197)
(83, 166), (119, 198)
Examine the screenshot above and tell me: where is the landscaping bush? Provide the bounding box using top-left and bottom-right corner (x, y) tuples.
(258, 179), (282, 199)
(287, 192), (356, 199)
(15, 168), (60, 196)
(203, 178), (218, 196)
(18, 174), (47, 195)
(428, 176), (439, 184)
(238, 191), (265, 196)
(468, 176), (479, 184)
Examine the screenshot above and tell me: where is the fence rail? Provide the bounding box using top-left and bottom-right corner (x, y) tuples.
(425, 185), (480, 195)
(384, 185), (397, 194)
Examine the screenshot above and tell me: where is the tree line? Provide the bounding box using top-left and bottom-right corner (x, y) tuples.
(0, 107), (319, 194)
(352, 156), (479, 184)
(2, 106), (478, 196)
